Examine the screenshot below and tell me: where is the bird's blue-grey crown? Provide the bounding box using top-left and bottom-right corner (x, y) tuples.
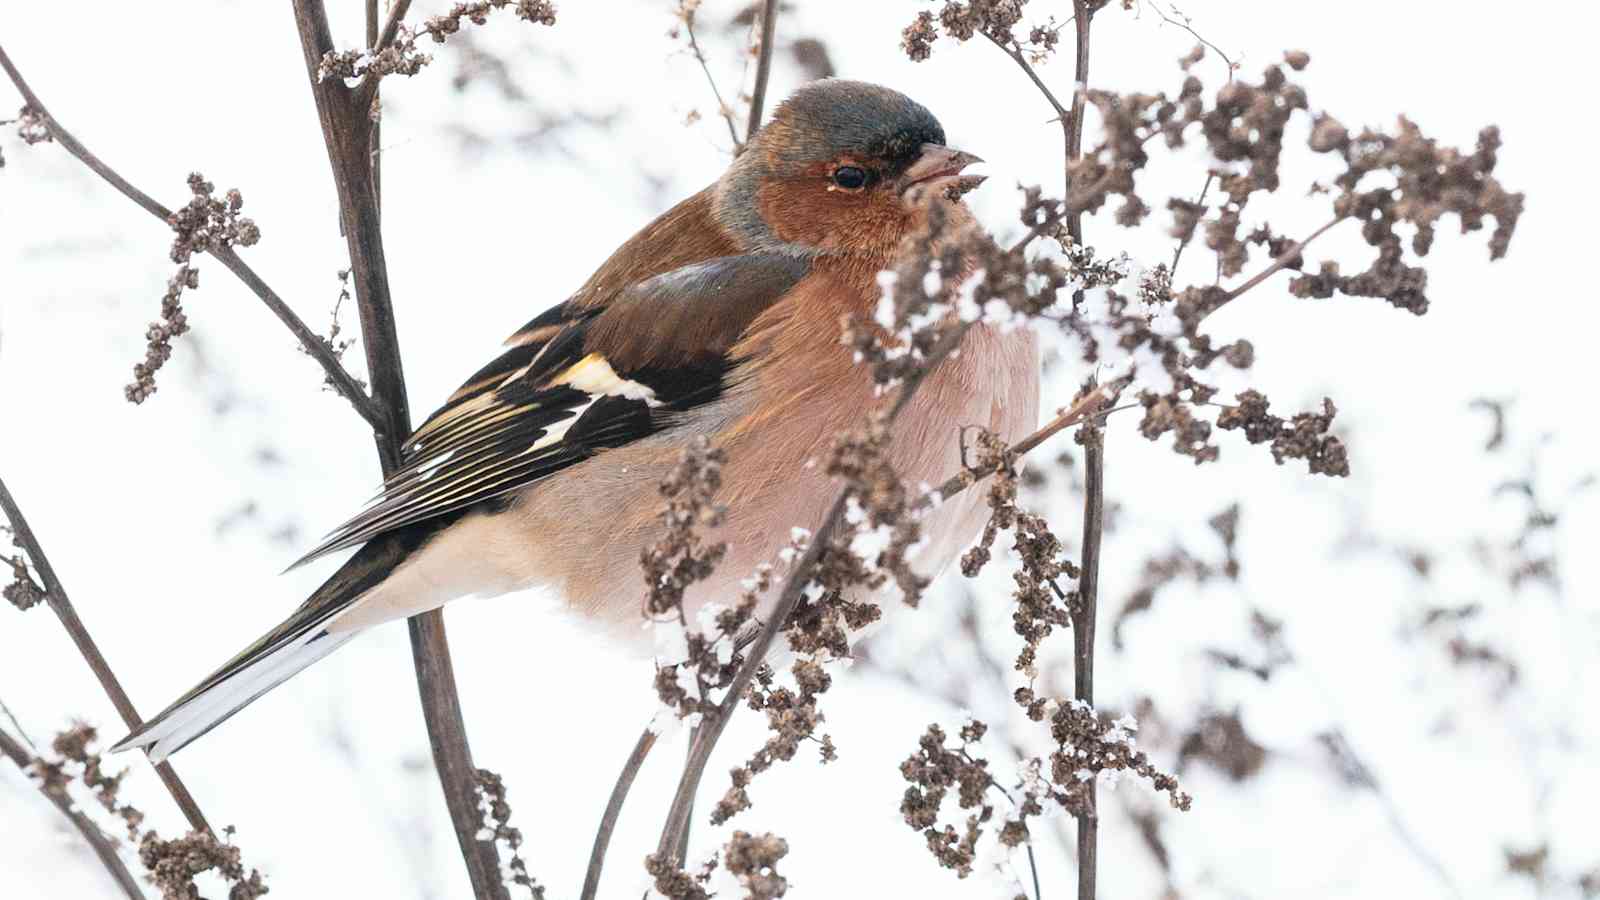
(764, 79), (947, 174)
(715, 79), (954, 255)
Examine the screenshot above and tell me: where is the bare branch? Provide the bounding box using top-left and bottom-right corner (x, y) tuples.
(0, 727), (147, 900)
(0, 41), (383, 430)
(744, 0), (779, 141)
(0, 475), (212, 836)
(1065, 5), (1101, 897)
(1073, 423), (1104, 900)
(289, 4), (508, 896)
(581, 728), (658, 900)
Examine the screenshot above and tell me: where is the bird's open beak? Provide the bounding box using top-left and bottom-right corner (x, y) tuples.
(900, 143), (986, 200)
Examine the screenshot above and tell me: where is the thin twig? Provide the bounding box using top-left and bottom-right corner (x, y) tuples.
(1168, 173), (1212, 279)
(960, 751), (1046, 900)
(0, 475), (212, 836)
(209, 246), (384, 429)
(682, 8), (743, 151)
(0, 696), (38, 753)
(985, 33), (1071, 125)
(289, 4), (508, 898)
(744, 0), (779, 141)
(0, 41), (382, 430)
(1073, 424), (1104, 900)
(1204, 215), (1347, 317)
(1146, 1), (1237, 75)
(366, 0), (383, 216)
(0, 728), (147, 900)
(923, 385), (1113, 507)
(580, 728), (658, 900)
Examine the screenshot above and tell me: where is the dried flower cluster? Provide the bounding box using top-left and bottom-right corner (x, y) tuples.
(22, 723), (266, 899)
(140, 827), (268, 900)
(643, 438), (755, 731)
(711, 655), (833, 826)
(901, 705), (1186, 888)
(821, 411), (929, 607)
(1214, 391), (1349, 476)
(643, 437), (728, 621)
(721, 831), (790, 900)
(643, 830), (790, 900)
(899, 720), (1001, 878)
(127, 173), (262, 404)
(959, 428), (1079, 675)
(476, 767), (546, 898)
(897, 11), (1522, 478)
(643, 850), (719, 900)
(901, 0), (1068, 62)
(317, 1), (556, 83)
(14, 103), (53, 145)
(706, 414), (942, 828)
(32, 723), (145, 840)
(4, 553), (43, 610)
(1035, 701), (1190, 813)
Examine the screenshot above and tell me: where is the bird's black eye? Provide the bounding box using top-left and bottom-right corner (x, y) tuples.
(831, 165), (868, 190)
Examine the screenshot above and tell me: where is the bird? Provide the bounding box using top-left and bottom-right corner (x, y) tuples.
(112, 79), (1040, 761)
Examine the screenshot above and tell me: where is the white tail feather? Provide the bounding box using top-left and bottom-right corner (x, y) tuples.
(113, 629), (356, 762)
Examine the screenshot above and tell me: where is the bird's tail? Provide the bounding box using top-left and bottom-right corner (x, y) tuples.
(111, 525), (436, 761)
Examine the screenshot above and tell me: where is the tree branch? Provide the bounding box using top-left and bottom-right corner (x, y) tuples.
(1073, 423), (1104, 900)
(0, 727), (147, 900)
(1064, 5), (1101, 898)
(288, 4), (508, 897)
(0, 41), (382, 431)
(0, 475), (212, 836)
(580, 728), (658, 900)
(744, 0), (779, 141)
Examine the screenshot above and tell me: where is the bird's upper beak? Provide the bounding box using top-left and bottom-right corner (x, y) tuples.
(899, 143), (986, 200)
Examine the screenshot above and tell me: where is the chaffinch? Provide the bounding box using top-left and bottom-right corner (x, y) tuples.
(114, 79), (1039, 761)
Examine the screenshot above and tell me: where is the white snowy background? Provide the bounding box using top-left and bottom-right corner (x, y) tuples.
(1, 1), (1596, 898)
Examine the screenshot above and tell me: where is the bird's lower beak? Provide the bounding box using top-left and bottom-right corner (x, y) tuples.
(900, 143), (987, 200)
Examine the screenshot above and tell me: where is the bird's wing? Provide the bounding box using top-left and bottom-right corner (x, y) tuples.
(289, 253), (809, 568)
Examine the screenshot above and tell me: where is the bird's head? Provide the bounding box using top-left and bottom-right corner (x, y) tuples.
(714, 79), (984, 259)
